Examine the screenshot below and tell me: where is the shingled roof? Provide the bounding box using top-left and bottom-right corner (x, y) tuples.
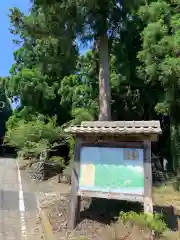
(64, 121), (162, 135)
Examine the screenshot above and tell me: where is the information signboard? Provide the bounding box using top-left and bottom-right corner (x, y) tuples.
(79, 146), (144, 195)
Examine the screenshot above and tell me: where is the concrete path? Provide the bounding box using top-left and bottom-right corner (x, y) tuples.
(0, 157), (42, 240)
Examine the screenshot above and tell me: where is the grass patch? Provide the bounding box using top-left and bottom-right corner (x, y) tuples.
(153, 179), (180, 208)
(120, 212), (167, 236)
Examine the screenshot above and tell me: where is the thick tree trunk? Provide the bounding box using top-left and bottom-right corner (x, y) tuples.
(98, 33), (111, 121)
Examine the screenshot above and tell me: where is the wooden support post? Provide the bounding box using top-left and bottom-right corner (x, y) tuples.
(178, 217), (180, 236)
(68, 137), (81, 230)
(175, 208), (180, 236)
(143, 140), (153, 214)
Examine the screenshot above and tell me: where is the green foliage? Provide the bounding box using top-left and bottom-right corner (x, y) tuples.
(120, 211), (167, 236)
(59, 51), (99, 118)
(138, 0), (180, 114)
(67, 135), (75, 161)
(71, 108), (94, 125)
(8, 5), (78, 124)
(0, 82), (12, 137)
(138, 0), (180, 171)
(49, 156), (65, 169)
(9, 68), (55, 109)
(4, 114), (67, 159)
(170, 124), (180, 172)
(33, 0), (138, 41)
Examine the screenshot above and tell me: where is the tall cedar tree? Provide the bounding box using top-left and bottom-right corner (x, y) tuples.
(32, 0), (139, 120)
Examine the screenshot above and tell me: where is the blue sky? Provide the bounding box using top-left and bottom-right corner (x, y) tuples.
(0, 0), (30, 77)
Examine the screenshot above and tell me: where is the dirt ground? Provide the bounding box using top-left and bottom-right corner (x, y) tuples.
(36, 176), (180, 240)
(27, 213), (44, 240)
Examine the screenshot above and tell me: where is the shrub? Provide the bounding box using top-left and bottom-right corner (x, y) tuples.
(119, 211), (167, 238)
(49, 156), (65, 169)
(4, 113), (67, 160)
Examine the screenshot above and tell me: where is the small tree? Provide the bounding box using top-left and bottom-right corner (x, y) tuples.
(4, 113), (67, 160)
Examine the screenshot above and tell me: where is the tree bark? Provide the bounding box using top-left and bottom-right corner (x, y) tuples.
(98, 33), (111, 121)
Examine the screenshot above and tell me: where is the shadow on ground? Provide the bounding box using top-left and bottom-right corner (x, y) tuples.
(80, 199), (142, 225)
(80, 198), (178, 231)
(155, 205), (179, 231)
(0, 146), (17, 159)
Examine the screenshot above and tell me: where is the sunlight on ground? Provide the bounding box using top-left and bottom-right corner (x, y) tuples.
(153, 180), (180, 208)
(153, 180), (180, 239)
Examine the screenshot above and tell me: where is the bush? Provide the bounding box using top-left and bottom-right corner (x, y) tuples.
(119, 211), (167, 238)
(4, 113), (67, 160)
(49, 156), (65, 169)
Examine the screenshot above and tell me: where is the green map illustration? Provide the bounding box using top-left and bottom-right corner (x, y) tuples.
(94, 165), (144, 188)
(79, 146), (144, 193)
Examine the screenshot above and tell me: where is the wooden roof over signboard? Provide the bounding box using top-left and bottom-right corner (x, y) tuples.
(64, 121), (162, 136)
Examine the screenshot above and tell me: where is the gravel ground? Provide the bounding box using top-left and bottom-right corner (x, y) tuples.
(27, 213), (44, 239)
(37, 192), (103, 239)
(37, 191), (155, 240)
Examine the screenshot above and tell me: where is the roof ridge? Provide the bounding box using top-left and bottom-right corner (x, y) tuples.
(64, 121), (162, 135)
